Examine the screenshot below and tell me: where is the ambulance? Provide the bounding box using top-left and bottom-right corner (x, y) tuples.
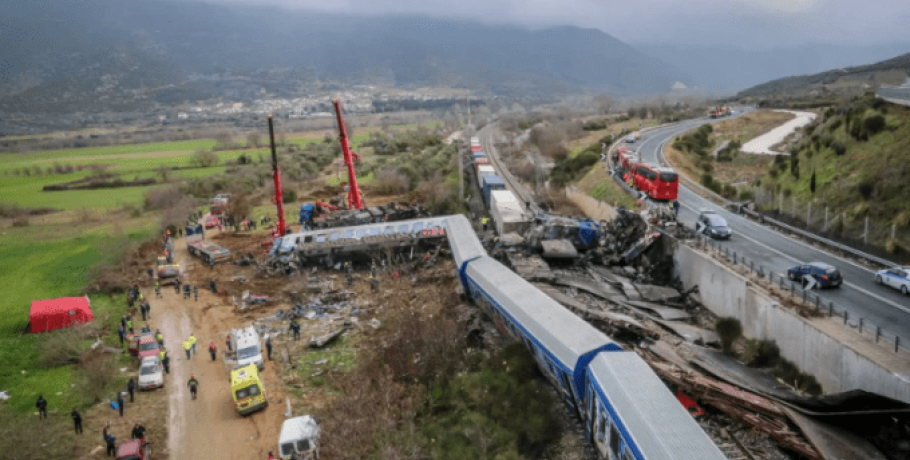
(230, 363), (268, 415)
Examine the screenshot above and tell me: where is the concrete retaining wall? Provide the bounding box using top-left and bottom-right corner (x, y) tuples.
(565, 186), (617, 222)
(675, 244), (910, 404)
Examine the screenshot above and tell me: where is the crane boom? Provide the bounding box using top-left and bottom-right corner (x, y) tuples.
(333, 99), (364, 210)
(268, 113), (287, 237)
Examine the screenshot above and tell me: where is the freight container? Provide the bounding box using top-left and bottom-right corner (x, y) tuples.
(481, 175), (506, 206)
(476, 165), (496, 187)
(473, 151), (486, 160)
(490, 190), (530, 235)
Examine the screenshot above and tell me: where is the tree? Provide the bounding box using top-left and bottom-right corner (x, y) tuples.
(593, 95), (613, 115)
(246, 132), (262, 148)
(716, 317), (743, 354)
(810, 170), (816, 194)
(192, 150), (219, 168)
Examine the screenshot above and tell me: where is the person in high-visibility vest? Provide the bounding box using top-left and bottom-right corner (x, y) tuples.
(182, 340), (192, 359)
(481, 216), (490, 231)
(188, 333), (197, 355)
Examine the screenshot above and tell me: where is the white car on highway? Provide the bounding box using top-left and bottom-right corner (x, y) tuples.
(875, 266), (910, 295)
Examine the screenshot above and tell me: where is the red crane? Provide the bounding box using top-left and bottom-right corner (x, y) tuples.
(333, 99), (364, 210)
(268, 113), (287, 237)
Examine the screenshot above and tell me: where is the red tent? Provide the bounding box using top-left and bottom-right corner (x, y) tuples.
(29, 297), (93, 333)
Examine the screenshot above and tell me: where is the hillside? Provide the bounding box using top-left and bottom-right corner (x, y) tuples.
(733, 52), (910, 100)
(0, 0), (686, 119)
(756, 96), (910, 257)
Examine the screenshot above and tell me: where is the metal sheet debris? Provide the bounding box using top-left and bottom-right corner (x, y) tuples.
(653, 319), (720, 345)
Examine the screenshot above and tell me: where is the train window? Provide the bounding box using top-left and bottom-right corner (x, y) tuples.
(597, 410), (607, 443)
(315, 234), (326, 243)
(610, 424), (621, 457)
(368, 228), (380, 237)
(304, 236), (313, 243)
(329, 233), (340, 241)
(398, 224), (410, 233)
(622, 446), (634, 460)
(384, 227), (396, 235)
(343, 230), (354, 239)
(412, 222), (424, 233)
(561, 372), (573, 396)
(355, 229), (367, 239)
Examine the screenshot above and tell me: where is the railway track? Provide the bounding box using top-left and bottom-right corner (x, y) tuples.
(477, 125), (542, 214)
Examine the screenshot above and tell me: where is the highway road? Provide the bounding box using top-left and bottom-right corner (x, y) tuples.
(633, 114), (910, 343)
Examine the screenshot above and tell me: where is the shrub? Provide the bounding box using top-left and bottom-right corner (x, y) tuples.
(192, 150), (219, 168)
(722, 183), (737, 199)
(828, 118), (843, 132)
(701, 173), (714, 189)
(74, 352), (119, 404)
(144, 187), (184, 210)
(715, 317), (743, 354)
(858, 181), (874, 199)
(738, 189), (753, 201)
(282, 189), (297, 204)
(373, 168), (411, 194)
(699, 161), (714, 173)
(863, 113), (886, 135)
(832, 142), (847, 156)
(743, 339), (780, 368)
(790, 156), (800, 179)
(583, 119), (608, 131)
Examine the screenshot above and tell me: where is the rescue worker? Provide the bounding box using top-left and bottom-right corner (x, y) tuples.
(126, 318), (133, 334)
(104, 426), (116, 457)
(160, 349), (170, 374)
(289, 319), (301, 341)
(144, 301), (151, 320)
(131, 423), (146, 440)
(267, 452), (276, 460)
(369, 273), (379, 293)
(35, 395), (47, 419)
(673, 200), (680, 215)
(139, 301), (147, 321)
(117, 325), (125, 347)
(183, 283), (191, 300)
(346, 273), (353, 287)
(225, 335), (233, 352)
(343, 261), (351, 274)
(482, 215), (490, 231)
(117, 392), (125, 417)
(71, 408), (83, 434)
(127, 378), (136, 402)
(189, 333), (197, 355)
(175, 277), (181, 294)
(141, 324), (151, 333)
(193, 285), (198, 301)
(120, 315), (127, 331)
(182, 340), (192, 360)
(265, 336), (273, 361)
(187, 375), (199, 400)
(210, 279), (217, 294)
(208, 341), (217, 361)
(154, 282), (161, 298)
(155, 329), (164, 346)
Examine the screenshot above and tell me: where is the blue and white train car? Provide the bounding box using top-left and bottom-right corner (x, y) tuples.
(464, 256), (622, 408)
(445, 215), (487, 290)
(584, 352), (727, 460)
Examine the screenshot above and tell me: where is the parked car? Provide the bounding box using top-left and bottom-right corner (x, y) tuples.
(138, 356), (164, 391)
(204, 215), (220, 229)
(875, 266), (910, 295)
(696, 209), (732, 239)
(787, 262), (843, 289)
(116, 438), (151, 460)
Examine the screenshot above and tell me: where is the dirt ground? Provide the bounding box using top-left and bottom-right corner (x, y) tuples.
(156, 228), (287, 460)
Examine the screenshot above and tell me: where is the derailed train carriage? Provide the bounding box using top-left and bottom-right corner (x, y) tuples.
(446, 215), (726, 460)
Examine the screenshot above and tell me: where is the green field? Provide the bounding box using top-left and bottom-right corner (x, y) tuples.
(0, 227), (152, 412)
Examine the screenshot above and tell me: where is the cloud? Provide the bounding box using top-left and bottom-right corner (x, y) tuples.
(196, 0), (910, 46)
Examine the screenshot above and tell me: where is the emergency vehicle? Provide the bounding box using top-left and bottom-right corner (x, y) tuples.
(230, 363), (268, 415)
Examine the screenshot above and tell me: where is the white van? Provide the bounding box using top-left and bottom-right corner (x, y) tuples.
(278, 415), (320, 459)
(225, 326), (264, 371)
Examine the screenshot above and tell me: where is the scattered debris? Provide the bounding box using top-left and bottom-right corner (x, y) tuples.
(309, 328), (346, 348)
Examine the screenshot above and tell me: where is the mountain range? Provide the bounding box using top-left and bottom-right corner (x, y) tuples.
(0, 0), (687, 121)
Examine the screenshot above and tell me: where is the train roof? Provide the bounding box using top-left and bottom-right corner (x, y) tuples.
(444, 214), (487, 269)
(588, 352), (726, 460)
(465, 256), (617, 370)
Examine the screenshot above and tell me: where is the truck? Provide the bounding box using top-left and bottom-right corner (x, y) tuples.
(278, 416), (321, 460)
(230, 363), (268, 415)
(223, 325), (265, 371)
(154, 256), (180, 285)
(185, 224), (231, 265)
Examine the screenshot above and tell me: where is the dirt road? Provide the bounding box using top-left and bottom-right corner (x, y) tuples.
(155, 231), (286, 460)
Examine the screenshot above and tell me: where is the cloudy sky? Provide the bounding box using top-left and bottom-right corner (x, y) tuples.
(201, 0), (910, 48)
